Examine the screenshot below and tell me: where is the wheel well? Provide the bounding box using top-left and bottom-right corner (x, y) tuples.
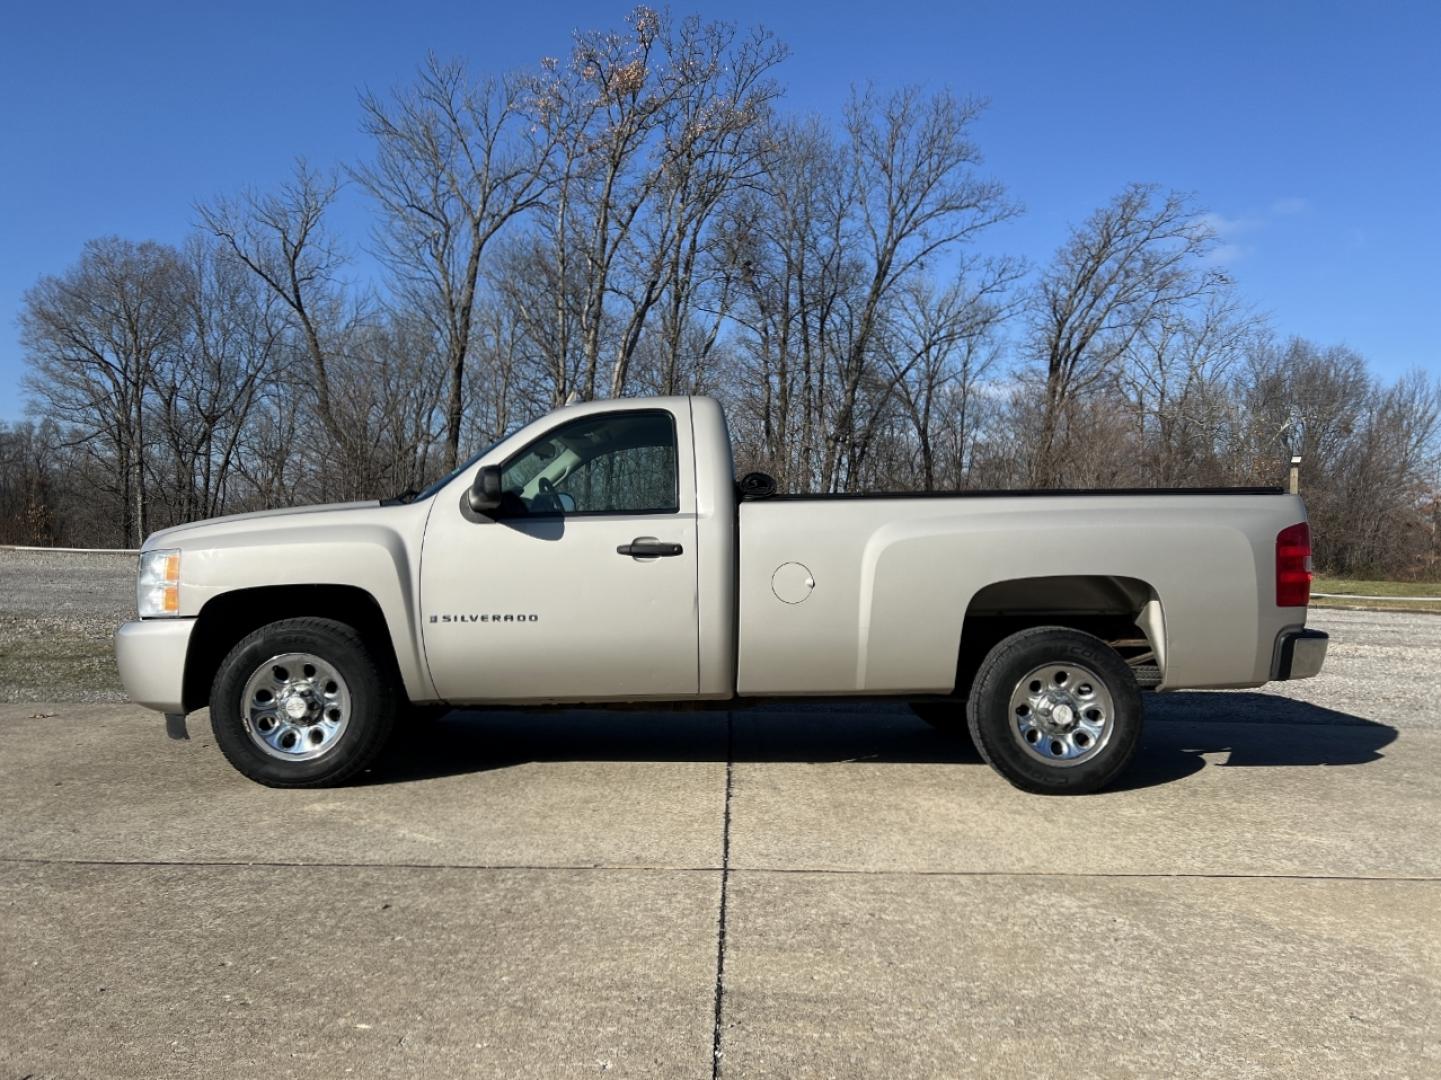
(183, 585), (400, 712)
(953, 575), (1163, 696)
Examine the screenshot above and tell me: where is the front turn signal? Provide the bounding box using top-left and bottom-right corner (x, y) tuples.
(137, 549), (181, 617)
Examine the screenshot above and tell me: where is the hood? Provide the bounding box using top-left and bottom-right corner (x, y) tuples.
(143, 500), (382, 549)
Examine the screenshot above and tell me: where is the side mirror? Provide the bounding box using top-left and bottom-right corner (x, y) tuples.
(467, 465), (503, 514)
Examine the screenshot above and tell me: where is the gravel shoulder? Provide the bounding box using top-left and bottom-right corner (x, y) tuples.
(0, 550), (134, 703)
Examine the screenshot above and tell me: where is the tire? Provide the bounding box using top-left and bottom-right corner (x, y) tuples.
(209, 617), (398, 787)
(966, 626), (1141, 795)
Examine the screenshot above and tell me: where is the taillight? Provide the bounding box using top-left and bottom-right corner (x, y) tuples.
(1276, 522), (1312, 607)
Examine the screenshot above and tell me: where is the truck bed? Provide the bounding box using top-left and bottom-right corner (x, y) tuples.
(735, 489), (1307, 696)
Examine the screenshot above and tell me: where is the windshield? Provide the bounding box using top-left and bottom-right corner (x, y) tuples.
(409, 436), (506, 503)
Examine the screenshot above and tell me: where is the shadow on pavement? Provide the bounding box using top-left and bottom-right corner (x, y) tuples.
(1111, 691), (1398, 790)
(365, 691), (1397, 791)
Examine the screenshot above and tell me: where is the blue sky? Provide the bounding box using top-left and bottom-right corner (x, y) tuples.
(1, 0), (1437, 419)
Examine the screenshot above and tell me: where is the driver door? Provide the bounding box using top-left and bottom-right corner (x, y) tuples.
(419, 406), (700, 703)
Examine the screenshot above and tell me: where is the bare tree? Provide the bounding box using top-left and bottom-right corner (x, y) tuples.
(605, 17), (785, 397)
(527, 8), (782, 401)
(485, 232), (589, 408)
(724, 117), (854, 489)
(354, 55), (552, 469)
(1338, 369), (1441, 572)
(726, 91), (1015, 492)
(197, 163), (354, 466)
(887, 265), (1020, 489)
(148, 237), (282, 522)
(1237, 339), (1439, 574)
(0, 421), (62, 545)
(1027, 184), (1224, 485)
(1118, 295), (1261, 485)
(343, 313), (451, 494)
(19, 237), (188, 545)
(528, 6), (672, 401)
(821, 87), (1016, 490)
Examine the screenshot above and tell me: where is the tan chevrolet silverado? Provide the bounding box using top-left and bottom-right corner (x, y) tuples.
(116, 395), (1327, 794)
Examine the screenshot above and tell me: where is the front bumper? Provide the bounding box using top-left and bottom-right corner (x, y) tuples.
(116, 618), (195, 713)
(1271, 627), (1329, 681)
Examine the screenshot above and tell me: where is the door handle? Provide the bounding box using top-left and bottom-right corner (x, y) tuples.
(617, 538), (684, 558)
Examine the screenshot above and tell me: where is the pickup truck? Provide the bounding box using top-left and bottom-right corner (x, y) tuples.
(116, 395), (1327, 794)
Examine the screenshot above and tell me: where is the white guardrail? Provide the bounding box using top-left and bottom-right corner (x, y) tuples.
(0, 545), (140, 554)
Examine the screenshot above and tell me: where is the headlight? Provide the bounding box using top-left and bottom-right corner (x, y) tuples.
(137, 549), (181, 617)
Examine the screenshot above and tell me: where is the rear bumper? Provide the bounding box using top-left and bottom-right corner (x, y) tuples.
(1271, 627), (1328, 681)
(116, 618), (195, 713)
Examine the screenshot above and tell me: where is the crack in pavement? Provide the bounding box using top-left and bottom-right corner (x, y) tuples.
(710, 712), (735, 1080)
(0, 855), (1433, 883)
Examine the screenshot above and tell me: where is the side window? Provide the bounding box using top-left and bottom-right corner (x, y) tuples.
(499, 411), (678, 515)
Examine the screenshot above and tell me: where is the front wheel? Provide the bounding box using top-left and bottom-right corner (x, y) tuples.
(967, 626), (1141, 795)
(209, 617), (398, 787)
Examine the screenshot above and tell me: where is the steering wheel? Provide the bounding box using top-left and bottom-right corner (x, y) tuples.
(534, 476), (563, 513)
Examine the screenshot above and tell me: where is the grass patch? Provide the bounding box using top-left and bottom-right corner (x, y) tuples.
(1310, 576), (1441, 614)
(1312, 576), (1441, 598)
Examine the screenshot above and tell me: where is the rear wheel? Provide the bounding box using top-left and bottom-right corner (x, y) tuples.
(967, 626), (1141, 795)
(210, 617), (398, 787)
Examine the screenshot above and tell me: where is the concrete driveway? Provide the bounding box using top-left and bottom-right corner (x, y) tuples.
(1, 607), (1437, 1078)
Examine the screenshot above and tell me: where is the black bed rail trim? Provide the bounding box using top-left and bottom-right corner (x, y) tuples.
(762, 486), (1286, 501)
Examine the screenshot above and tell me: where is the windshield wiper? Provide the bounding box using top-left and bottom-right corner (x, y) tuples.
(380, 488), (419, 506)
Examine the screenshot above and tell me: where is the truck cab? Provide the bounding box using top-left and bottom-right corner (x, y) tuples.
(418, 397), (738, 703)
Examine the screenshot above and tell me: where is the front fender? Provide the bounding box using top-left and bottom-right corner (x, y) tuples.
(168, 509), (434, 703)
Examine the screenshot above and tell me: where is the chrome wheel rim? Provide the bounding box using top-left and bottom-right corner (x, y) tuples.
(241, 652), (351, 762)
(1008, 661), (1114, 767)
